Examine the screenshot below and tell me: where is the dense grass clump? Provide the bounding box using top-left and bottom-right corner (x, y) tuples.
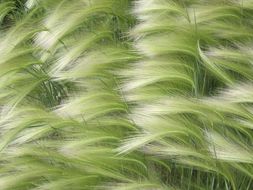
(0, 0), (252, 189)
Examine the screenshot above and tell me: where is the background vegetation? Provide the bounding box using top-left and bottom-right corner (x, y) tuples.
(0, 0), (252, 189)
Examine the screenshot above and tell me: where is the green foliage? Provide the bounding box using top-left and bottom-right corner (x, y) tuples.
(0, 0), (252, 189)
